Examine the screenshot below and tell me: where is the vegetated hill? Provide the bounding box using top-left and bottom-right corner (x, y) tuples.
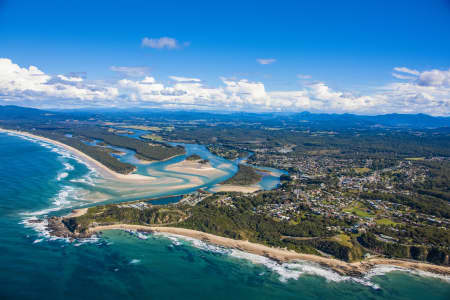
(293, 112), (450, 129)
(0, 105), (56, 120)
(1, 105), (449, 129)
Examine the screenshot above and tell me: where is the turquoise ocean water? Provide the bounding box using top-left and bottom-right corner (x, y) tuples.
(0, 132), (449, 299)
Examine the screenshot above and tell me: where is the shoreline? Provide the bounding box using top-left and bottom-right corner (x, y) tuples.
(0, 128), (155, 182)
(87, 224), (450, 277)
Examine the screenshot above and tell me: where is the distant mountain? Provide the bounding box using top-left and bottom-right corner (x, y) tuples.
(0, 105), (56, 120)
(0, 105), (449, 129)
(362, 113), (450, 128)
(294, 112), (450, 129)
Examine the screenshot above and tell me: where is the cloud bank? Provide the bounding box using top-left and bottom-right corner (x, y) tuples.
(0, 58), (449, 115)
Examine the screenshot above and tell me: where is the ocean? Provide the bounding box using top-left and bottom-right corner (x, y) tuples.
(0, 132), (449, 299)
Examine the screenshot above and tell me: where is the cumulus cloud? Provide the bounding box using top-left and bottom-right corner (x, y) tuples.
(0, 57), (449, 115)
(257, 58), (276, 65)
(393, 67), (450, 88)
(110, 66), (149, 77)
(0, 58), (118, 104)
(141, 37), (188, 49)
(417, 69), (450, 87)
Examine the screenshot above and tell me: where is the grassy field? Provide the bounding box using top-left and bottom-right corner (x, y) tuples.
(332, 234), (353, 248)
(353, 167), (371, 174)
(344, 204), (375, 218)
(375, 218), (399, 226)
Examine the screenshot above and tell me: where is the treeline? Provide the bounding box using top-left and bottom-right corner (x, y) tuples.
(415, 160), (450, 202)
(358, 233), (449, 265)
(222, 164), (262, 186)
(370, 224), (449, 249)
(72, 128), (185, 161)
(186, 154), (202, 161)
(360, 191), (450, 218)
(166, 125), (450, 159)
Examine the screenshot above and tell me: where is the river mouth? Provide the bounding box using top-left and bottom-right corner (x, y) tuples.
(5, 129), (285, 218)
(75, 128), (285, 206)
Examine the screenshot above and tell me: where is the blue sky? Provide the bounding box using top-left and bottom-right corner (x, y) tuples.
(0, 0), (449, 114)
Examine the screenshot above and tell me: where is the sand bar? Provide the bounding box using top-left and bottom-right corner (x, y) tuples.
(165, 159), (228, 178)
(88, 224), (450, 277)
(210, 184), (261, 193)
(0, 128), (155, 182)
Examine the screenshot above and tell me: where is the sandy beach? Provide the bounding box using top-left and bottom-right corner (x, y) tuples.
(135, 156), (154, 164)
(88, 224), (450, 277)
(164, 159), (228, 178)
(66, 208), (89, 218)
(0, 128), (155, 182)
(210, 184), (261, 193)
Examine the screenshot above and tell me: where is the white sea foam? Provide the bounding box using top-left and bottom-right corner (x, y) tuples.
(146, 232), (449, 287)
(365, 264), (450, 283)
(63, 162), (75, 171)
(56, 172), (69, 181)
(21, 216), (101, 245)
(129, 259), (141, 264)
(153, 232), (231, 254)
(8, 131), (100, 179)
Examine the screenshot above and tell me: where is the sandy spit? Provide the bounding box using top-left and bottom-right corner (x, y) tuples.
(0, 128), (155, 183)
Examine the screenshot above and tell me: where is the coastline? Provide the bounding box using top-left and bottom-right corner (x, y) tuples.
(5, 127), (448, 279)
(87, 224), (450, 277)
(0, 128), (155, 182)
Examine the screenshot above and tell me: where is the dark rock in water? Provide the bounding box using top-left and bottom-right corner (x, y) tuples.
(47, 217), (73, 238)
(46, 217), (92, 239)
(27, 219), (43, 224)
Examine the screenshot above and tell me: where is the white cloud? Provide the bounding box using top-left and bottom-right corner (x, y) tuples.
(110, 66), (149, 77)
(57, 75), (83, 82)
(0, 58), (118, 103)
(417, 69), (450, 87)
(393, 67), (420, 76)
(141, 37), (187, 49)
(169, 76), (201, 82)
(0, 57), (449, 115)
(392, 73), (416, 80)
(257, 58), (276, 65)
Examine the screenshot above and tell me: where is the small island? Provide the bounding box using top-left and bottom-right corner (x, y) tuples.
(185, 154), (209, 164)
(222, 164), (262, 186)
